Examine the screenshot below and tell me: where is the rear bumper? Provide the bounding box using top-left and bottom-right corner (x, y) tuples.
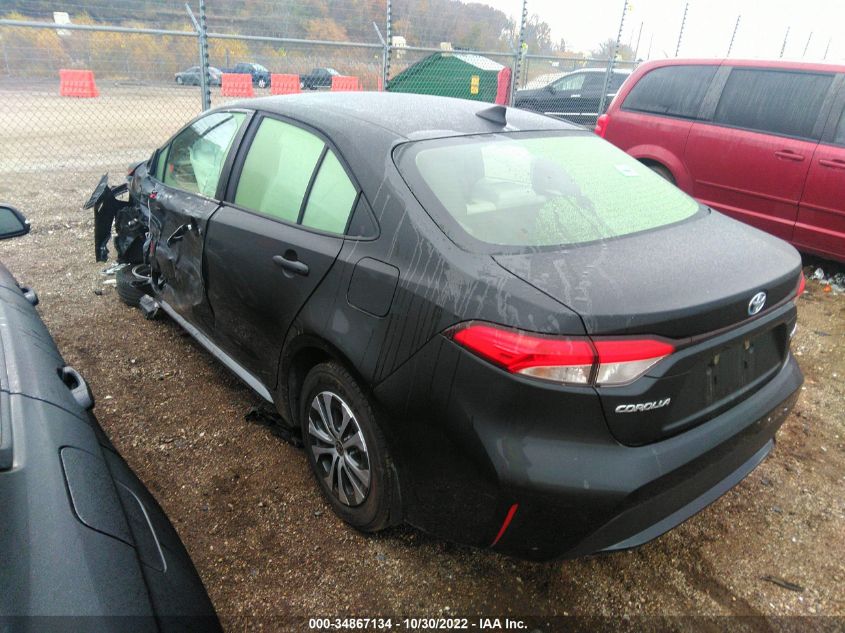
(375, 339), (803, 560)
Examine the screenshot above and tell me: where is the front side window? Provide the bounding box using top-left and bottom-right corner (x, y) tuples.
(714, 68), (833, 139)
(162, 111), (246, 197)
(396, 132), (700, 250)
(234, 117), (325, 223)
(622, 65), (716, 119)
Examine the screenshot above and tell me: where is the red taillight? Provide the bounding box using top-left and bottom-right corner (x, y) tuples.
(594, 113), (610, 138)
(449, 322), (674, 387)
(796, 272), (806, 298)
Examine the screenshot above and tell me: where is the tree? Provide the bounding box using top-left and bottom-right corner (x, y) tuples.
(591, 38), (635, 61)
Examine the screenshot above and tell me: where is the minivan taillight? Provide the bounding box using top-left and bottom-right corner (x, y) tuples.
(449, 322), (674, 387)
(594, 113), (610, 138)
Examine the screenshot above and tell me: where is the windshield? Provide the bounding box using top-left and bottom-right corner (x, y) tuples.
(395, 132), (701, 251)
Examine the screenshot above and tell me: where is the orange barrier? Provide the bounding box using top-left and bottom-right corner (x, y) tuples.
(270, 74), (301, 95)
(59, 69), (99, 98)
(221, 73), (254, 97)
(495, 67), (512, 105)
(331, 75), (361, 92)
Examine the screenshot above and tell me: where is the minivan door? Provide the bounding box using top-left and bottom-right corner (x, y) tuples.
(684, 67), (833, 241)
(148, 110), (249, 329)
(204, 114), (361, 388)
(794, 85), (845, 261)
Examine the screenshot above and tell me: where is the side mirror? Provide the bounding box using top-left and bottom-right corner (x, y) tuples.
(545, 84), (555, 93)
(0, 205), (30, 240)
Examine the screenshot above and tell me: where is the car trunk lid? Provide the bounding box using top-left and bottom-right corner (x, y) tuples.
(494, 211), (802, 445)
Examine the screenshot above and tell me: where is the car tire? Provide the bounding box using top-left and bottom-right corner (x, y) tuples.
(300, 361), (398, 532)
(647, 164), (675, 184)
(116, 264), (152, 307)
(176, 76), (183, 85)
(257, 78), (267, 88)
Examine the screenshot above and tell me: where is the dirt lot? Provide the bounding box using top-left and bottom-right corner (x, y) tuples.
(1, 85), (844, 630)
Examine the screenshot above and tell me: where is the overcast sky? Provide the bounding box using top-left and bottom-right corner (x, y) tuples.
(464, 0), (844, 61)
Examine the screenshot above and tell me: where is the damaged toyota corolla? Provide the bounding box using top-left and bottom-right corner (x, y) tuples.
(93, 92), (805, 560)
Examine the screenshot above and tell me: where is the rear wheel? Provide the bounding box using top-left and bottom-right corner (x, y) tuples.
(257, 77), (267, 88)
(176, 76), (184, 85)
(300, 361), (396, 532)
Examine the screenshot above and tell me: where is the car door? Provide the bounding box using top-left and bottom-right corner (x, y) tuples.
(204, 113), (361, 387)
(684, 67), (834, 241)
(147, 110), (250, 330)
(795, 81), (845, 261)
(540, 72), (587, 119)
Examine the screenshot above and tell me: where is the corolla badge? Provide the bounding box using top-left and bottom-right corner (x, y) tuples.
(748, 291), (767, 316)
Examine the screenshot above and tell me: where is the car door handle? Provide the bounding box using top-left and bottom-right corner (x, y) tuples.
(774, 150), (805, 162)
(819, 158), (845, 170)
(272, 254), (309, 276)
(166, 223), (192, 246)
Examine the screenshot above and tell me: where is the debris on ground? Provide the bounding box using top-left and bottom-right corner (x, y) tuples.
(244, 403), (302, 448)
(761, 575), (805, 593)
(810, 266), (845, 294)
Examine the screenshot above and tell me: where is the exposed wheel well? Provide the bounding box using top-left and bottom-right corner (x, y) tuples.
(638, 159), (675, 184)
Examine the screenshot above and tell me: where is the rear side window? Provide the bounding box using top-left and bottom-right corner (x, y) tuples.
(162, 111), (246, 197)
(622, 65), (717, 119)
(396, 132), (700, 250)
(301, 151), (358, 233)
(714, 69), (832, 140)
(234, 118), (324, 223)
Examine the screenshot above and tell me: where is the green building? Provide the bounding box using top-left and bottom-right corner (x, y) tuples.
(387, 52), (507, 103)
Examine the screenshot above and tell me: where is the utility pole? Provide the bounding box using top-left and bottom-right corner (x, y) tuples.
(633, 21), (643, 60)
(727, 14), (740, 57)
(803, 31), (813, 58)
(599, 0), (629, 117)
(780, 26), (790, 58)
(185, 1), (210, 111)
(675, 2), (688, 57)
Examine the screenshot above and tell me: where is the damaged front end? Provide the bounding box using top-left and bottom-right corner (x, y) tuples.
(84, 170), (148, 265)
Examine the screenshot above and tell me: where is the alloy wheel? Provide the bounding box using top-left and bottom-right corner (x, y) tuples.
(307, 391), (371, 507)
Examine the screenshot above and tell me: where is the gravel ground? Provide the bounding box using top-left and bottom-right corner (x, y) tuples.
(1, 86), (843, 631)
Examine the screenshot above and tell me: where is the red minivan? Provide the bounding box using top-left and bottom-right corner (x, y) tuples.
(598, 59), (845, 263)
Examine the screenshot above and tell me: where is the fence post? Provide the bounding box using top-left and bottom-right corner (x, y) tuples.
(199, 0), (210, 110)
(384, 0), (392, 88)
(598, 0), (628, 117)
(509, 0), (528, 105)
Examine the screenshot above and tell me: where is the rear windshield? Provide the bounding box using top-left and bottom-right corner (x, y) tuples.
(395, 132), (701, 251)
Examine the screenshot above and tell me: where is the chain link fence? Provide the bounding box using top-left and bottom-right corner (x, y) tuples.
(0, 0), (632, 194)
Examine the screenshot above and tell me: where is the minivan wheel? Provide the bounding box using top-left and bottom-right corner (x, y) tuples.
(257, 78), (267, 88)
(300, 361), (396, 532)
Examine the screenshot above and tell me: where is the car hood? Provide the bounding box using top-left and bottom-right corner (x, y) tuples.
(493, 210), (802, 338)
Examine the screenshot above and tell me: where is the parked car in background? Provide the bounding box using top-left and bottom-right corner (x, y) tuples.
(598, 58), (845, 263)
(0, 204), (220, 628)
(514, 68), (631, 125)
(225, 62), (271, 88)
(113, 92), (803, 561)
(175, 65), (222, 86)
(300, 67), (340, 90)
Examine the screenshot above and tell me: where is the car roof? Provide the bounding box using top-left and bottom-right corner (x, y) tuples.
(230, 91), (579, 142)
(637, 57), (845, 73)
(567, 67), (632, 75)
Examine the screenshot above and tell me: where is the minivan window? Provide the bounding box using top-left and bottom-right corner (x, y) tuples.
(835, 108), (845, 146)
(714, 68), (832, 140)
(301, 150), (358, 234)
(162, 111), (246, 197)
(396, 132), (700, 250)
(622, 65), (717, 119)
(234, 117), (325, 223)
